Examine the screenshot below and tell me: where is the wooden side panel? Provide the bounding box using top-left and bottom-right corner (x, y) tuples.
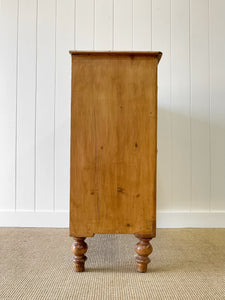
(70, 54), (158, 236)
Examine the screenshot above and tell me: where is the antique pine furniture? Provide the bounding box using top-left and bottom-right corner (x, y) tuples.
(69, 51), (162, 273)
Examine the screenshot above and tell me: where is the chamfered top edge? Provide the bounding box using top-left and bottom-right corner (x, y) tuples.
(69, 51), (162, 62)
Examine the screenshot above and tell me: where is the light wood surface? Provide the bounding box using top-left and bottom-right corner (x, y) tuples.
(71, 237), (88, 272)
(135, 234), (153, 273)
(70, 52), (161, 237)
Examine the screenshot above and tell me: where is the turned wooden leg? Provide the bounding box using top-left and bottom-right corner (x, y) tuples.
(135, 234), (153, 273)
(71, 237), (88, 272)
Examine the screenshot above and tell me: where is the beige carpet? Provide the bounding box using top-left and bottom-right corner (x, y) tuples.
(0, 228), (224, 299)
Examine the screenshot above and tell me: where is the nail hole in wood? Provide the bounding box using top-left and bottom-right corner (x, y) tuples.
(117, 187), (125, 193)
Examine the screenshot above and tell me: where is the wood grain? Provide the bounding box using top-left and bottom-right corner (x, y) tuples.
(135, 234), (153, 273)
(71, 237), (88, 272)
(69, 52), (161, 237)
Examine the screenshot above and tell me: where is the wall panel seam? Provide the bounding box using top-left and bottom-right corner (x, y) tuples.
(93, 0), (95, 50)
(15, 0), (19, 212)
(53, 0), (57, 212)
(170, 0), (173, 210)
(112, 0), (114, 50)
(208, 0), (212, 212)
(150, 0), (152, 50)
(131, 0), (133, 50)
(74, 0), (76, 49)
(189, 0), (193, 213)
(34, 0), (38, 212)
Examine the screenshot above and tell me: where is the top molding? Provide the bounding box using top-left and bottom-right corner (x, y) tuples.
(69, 51), (162, 62)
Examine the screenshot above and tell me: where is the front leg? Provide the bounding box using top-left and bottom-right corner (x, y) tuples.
(134, 234), (153, 273)
(71, 237), (88, 272)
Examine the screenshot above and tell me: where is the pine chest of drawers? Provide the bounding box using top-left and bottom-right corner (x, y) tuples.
(69, 51), (162, 272)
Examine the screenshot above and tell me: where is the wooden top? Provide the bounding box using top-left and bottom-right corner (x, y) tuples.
(69, 51), (162, 62)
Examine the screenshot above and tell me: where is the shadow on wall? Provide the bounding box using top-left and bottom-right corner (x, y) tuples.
(157, 105), (225, 212)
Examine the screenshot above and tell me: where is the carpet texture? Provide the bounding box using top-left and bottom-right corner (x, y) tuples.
(0, 228), (224, 299)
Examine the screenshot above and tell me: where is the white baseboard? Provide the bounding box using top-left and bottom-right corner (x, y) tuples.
(157, 211), (225, 228)
(0, 211), (224, 228)
(0, 211), (69, 228)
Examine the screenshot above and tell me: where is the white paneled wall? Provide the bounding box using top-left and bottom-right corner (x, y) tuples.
(0, 0), (225, 227)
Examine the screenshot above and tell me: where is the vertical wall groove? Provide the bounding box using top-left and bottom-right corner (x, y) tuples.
(112, 0), (114, 50)
(189, 0), (193, 212)
(15, 0), (19, 211)
(74, 0), (76, 49)
(169, 0), (173, 210)
(34, 0), (38, 212)
(53, 0), (58, 211)
(93, 0), (95, 50)
(150, 0), (152, 50)
(131, 0), (133, 50)
(208, 0), (212, 212)
(190, 0), (211, 211)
